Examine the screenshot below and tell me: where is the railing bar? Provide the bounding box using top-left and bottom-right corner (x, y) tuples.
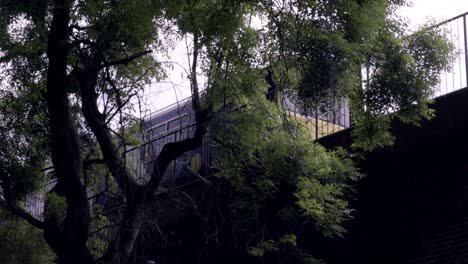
(124, 122), (198, 154)
(458, 19), (463, 89)
(451, 23), (455, 93)
(143, 93), (204, 121)
(445, 64), (448, 94)
(431, 11), (468, 29)
(437, 77), (441, 97)
(464, 15), (468, 88)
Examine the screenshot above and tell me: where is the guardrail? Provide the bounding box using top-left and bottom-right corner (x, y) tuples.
(305, 11), (468, 136)
(123, 122), (211, 186)
(432, 11), (468, 97)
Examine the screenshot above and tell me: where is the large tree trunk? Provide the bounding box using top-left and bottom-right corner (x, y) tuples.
(76, 26), (207, 264)
(42, 2), (208, 262)
(44, 1), (94, 263)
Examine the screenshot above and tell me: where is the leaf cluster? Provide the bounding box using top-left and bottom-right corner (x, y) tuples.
(211, 99), (360, 261)
(0, 208), (54, 264)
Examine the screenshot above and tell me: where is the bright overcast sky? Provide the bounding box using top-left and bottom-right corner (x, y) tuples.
(399, 0), (468, 26)
(141, 0), (468, 115)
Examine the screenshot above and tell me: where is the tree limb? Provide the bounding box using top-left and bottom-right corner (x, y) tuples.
(44, 1), (95, 262)
(0, 198), (46, 230)
(144, 32), (207, 194)
(101, 50), (152, 68)
(79, 68), (139, 197)
(0, 167), (46, 230)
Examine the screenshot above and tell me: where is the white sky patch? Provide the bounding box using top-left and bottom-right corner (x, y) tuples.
(140, 38), (193, 114)
(133, 32), (208, 119)
(399, 0), (468, 27)
(398, 0), (468, 96)
(7, 13), (32, 44)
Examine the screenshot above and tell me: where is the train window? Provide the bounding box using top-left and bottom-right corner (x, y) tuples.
(167, 115), (189, 131)
(148, 123), (166, 139)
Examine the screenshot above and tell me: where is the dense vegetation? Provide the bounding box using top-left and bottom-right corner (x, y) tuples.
(0, 0), (452, 263)
(0, 209), (54, 264)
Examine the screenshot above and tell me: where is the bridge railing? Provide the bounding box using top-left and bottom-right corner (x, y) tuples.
(431, 11), (468, 97)
(312, 11), (468, 137)
(123, 122), (211, 187)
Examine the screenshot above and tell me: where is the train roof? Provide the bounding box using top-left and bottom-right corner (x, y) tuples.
(143, 98), (193, 130)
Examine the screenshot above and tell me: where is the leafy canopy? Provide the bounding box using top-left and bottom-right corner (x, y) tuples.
(0, 0), (454, 263)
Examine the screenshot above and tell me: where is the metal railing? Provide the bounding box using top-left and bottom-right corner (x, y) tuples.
(296, 11), (468, 137)
(123, 122), (210, 187)
(22, 178), (56, 221)
(280, 94), (350, 138)
(432, 11), (468, 97)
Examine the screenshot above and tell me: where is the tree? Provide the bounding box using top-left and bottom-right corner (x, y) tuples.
(0, 208), (54, 264)
(0, 0), (452, 263)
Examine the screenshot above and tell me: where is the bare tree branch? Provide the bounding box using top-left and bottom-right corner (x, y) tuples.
(0, 197), (46, 230)
(88, 223), (120, 237)
(102, 50), (153, 68)
(144, 32), (207, 194)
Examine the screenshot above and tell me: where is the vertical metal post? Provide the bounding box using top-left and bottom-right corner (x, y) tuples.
(315, 109), (319, 139)
(463, 15), (468, 87)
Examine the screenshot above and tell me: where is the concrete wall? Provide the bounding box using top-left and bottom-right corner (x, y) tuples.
(317, 87), (468, 264)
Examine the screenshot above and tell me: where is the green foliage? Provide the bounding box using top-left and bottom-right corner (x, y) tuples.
(0, 70), (48, 200)
(44, 192), (67, 226)
(87, 205), (112, 258)
(120, 119), (145, 147)
(251, 0), (453, 150)
(279, 233), (297, 247)
(212, 99), (361, 261)
(202, 2), (452, 261)
(248, 240), (279, 257)
(0, 209), (54, 264)
(0, 0), (455, 262)
(295, 177), (349, 237)
(351, 21), (454, 150)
